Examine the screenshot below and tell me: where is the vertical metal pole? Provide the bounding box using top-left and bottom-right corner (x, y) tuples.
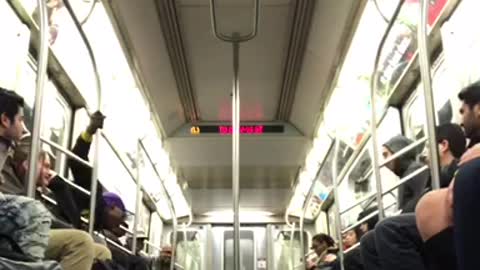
(367, 0), (405, 219)
(369, 81), (385, 220)
(299, 179), (317, 270)
(132, 141), (143, 254)
(232, 33), (241, 270)
(170, 209), (178, 270)
(418, 0), (441, 190)
(299, 212), (306, 270)
(182, 222), (188, 262)
(62, 0), (104, 235)
(331, 139), (345, 270)
(289, 222), (296, 270)
(88, 132), (100, 235)
(27, 0), (49, 198)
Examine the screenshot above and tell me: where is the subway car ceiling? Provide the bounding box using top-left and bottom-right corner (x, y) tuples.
(103, 0), (365, 222)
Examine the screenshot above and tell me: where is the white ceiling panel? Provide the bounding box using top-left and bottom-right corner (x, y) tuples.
(110, 0), (185, 135)
(178, 1), (293, 121)
(190, 188), (290, 215)
(290, 0), (361, 136)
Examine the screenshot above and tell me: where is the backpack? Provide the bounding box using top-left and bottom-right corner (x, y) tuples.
(0, 195), (52, 261)
(92, 260), (127, 270)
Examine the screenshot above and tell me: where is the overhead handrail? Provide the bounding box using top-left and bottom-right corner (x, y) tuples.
(27, 0), (50, 198)
(331, 139), (345, 270)
(340, 165), (429, 215)
(418, 0), (441, 190)
(80, 0), (97, 25)
(209, 0), (260, 43)
(373, 0), (390, 23)
(369, 0), (406, 221)
(285, 211), (296, 228)
(139, 140), (178, 270)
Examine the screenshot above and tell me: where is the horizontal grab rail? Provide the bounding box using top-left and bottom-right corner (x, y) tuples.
(357, 137), (428, 183)
(340, 165), (429, 215)
(341, 202), (396, 234)
(40, 137), (92, 168)
(344, 242), (360, 254)
(56, 175), (91, 196)
(94, 231), (134, 255)
(380, 137), (428, 168)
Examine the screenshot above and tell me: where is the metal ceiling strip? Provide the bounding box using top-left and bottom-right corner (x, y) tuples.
(277, 0), (315, 120)
(155, 0), (199, 122)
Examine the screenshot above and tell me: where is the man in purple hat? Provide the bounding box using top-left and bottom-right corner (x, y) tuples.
(102, 192), (128, 235)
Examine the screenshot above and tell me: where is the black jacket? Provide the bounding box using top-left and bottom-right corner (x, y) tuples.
(68, 134), (106, 229)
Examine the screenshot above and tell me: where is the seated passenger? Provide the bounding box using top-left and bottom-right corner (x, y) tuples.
(12, 137), (81, 228)
(335, 207), (379, 270)
(417, 82), (480, 270)
(362, 122), (466, 270)
(0, 88), (112, 269)
(307, 234), (338, 270)
(382, 135), (430, 212)
(0, 87), (52, 261)
(343, 229), (359, 250)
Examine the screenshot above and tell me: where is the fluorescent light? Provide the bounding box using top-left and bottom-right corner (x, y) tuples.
(203, 210), (274, 219)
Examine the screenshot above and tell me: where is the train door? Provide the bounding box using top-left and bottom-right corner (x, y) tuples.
(168, 225), (210, 270)
(211, 226), (267, 270)
(266, 225), (311, 270)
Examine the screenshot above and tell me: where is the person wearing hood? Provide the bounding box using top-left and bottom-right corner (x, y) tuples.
(382, 135), (429, 212)
(361, 123), (466, 270)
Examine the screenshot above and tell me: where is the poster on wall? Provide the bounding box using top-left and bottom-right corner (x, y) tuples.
(441, 0), (480, 88)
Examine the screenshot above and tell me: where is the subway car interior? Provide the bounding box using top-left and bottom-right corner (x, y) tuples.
(1, 0), (480, 269)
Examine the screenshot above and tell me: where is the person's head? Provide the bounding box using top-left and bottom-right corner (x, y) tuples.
(102, 192), (127, 230)
(342, 229), (359, 248)
(382, 135), (417, 176)
(311, 233), (335, 256)
(0, 88), (25, 142)
(459, 81), (480, 140)
(435, 123), (466, 166)
(357, 206), (379, 234)
(13, 136), (54, 188)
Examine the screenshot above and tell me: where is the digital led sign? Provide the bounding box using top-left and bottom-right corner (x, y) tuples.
(190, 125), (284, 135)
